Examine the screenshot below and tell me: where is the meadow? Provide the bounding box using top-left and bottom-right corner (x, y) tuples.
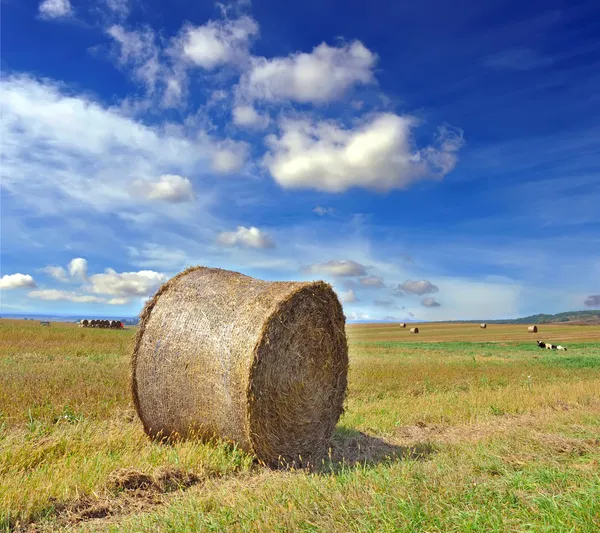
(1, 319), (599, 532)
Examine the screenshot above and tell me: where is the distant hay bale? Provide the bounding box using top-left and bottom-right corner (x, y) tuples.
(131, 266), (348, 467)
(480, 323), (487, 329)
(82, 319), (89, 327)
(399, 323), (406, 328)
(90, 319), (98, 328)
(410, 327), (419, 334)
(528, 325), (538, 333)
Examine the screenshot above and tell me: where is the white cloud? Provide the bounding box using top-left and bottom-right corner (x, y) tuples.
(38, 0), (71, 19)
(105, 0), (130, 19)
(107, 297), (131, 305)
(68, 258), (88, 280)
(313, 206), (335, 216)
(421, 297), (441, 307)
(210, 141), (248, 174)
(396, 279), (439, 296)
(177, 16), (259, 70)
(132, 174), (195, 203)
(232, 105), (269, 129)
(303, 260), (367, 277)
(239, 41), (376, 104)
(28, 289), (104, 303)
(348, 311), (370, 322)
(87, 269), (167, 297)
(0, 274), (37, 290)
(263, 114), (464, 192)
(359, 275), (385, 288)
(107, 25), (162, 93)
(340, 289), (359, 303)
(216, 226), (275, 249)
(0, 75), (229, 216)
(41, 266), (68, 282)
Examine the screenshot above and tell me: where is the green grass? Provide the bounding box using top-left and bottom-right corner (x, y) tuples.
(1, 320), (599, 532)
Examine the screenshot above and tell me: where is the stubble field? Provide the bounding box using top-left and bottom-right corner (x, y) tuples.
(1, 319), (599, 532)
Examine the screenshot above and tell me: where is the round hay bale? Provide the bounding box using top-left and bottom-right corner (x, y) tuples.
(131, 266), (348, 467)
(528, 325), (538, 333)
(399, 323), (406, 328)
(480, 323), (487, 329)
(82, 319), (89, 327)
(410, 327), (419, 334)
(90, 319), (98, 328)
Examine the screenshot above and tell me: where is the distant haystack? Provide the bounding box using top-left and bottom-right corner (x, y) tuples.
(528, 325), (538, 333)
(480, 323), (487, 329)
(399, 323), (406, 328)
(410, 327), (419, 334)
(131, 266), (349, 467)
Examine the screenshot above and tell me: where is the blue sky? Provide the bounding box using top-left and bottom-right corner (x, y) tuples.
(1, 0), (599, 321)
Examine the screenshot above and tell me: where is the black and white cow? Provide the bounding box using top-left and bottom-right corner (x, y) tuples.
(536, 340), (567, 351)
(537, 340), (557, 350)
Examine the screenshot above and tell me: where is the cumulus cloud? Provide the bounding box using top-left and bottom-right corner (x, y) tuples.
(28, 289), (104, 303)
(177, 16), (259, 70)
(41, 266), (69, 282)
(38, 0), (71, 19)
(87, 269), (167, 297)
(0, 274), (37, 290)
(303, 260), (367, 277)
(340, 289), (359, 304)
(239, 41), (376, 104)
(422, 297), (441, 307)
(359, 275), (385, 288)
(232, 105), (269, 129)
(216, 226), (275, 249)
(263, 114), (464, 192)
(132, 174), (195, 203)
(68, 258), (88, 280)
(313, 206), (335, 216)
(396, 279), (439, 296)
(584, 295), (600, 307)
(210, 141), (249, 174)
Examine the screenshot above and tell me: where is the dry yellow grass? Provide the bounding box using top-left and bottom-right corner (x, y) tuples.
(349, 321), (600, 343)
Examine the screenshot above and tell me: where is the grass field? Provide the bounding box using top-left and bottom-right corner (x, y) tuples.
(1, 318), (599, 532)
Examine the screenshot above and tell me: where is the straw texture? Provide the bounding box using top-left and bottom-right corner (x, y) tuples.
(131, 266), (348, 467)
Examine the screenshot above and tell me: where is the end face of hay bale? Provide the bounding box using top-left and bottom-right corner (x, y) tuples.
(131, 267), (348, 468)
(528, 325), (538, 333)
(248, 283), (348, 466)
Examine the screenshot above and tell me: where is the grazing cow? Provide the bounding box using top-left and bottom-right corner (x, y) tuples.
(537, 340), (558, 350)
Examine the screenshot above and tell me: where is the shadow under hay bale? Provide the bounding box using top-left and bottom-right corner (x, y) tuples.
(307, 428), (436, 473)
(131, 266), (349, 468)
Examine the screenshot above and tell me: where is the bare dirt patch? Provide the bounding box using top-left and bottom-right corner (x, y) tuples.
(16, 467), (206, 532)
